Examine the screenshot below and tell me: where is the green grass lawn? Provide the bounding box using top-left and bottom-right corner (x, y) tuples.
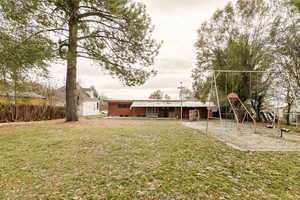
(0, 119), (300, 200)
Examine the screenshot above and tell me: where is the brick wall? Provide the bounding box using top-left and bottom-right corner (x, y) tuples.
(132, 107), (146, 117)
(108, 101), (146, 117)
(108, 101), (208, 119)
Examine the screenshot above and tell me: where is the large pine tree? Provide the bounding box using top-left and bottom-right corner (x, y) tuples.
(0, 0), (161, 121)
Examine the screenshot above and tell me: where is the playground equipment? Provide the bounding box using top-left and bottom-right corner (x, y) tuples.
(205, 69), (299, 135)
(227, 93), (256, 132)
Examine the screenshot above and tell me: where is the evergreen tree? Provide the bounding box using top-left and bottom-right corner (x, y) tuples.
(0, 0), (161, 121)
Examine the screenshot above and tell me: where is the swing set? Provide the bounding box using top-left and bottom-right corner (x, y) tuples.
(205, 70), (299, 135)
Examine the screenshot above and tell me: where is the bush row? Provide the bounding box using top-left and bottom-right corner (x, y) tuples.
(0, 104), (65, 123)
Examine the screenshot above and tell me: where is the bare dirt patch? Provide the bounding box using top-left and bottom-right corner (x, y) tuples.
(183, 121), (300, 151)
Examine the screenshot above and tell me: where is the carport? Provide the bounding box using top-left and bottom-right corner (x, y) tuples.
(130, 100), (211, 119)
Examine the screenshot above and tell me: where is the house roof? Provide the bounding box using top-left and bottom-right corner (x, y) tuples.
(130, 100), (214, 108)
(82, 88), (92, 92)
(0, 91), (45, 99)
(81, 88), (98, 102)
(54, 85), (98, 105)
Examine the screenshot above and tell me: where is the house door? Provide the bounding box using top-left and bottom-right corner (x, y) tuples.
(163, 109), (168, 117)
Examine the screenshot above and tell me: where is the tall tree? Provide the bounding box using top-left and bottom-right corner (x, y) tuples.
(0, 28), (54, 120)
(0, 29), (54, 103)
(192, 0), (280, 121)
(0, 0), (161, 121)
(289, 0), (300, 11)
(98, 93), (108, 111)
(271, 1), (300, 123)
(285, 84), (295, 125)
(149, 90), (163, 100)
(271, 1), (300, 89)
(179, 88), (194, 100)
(164, 94), (171, 100)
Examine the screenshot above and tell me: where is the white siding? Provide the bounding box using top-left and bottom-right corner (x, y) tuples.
(81, 101), (100, 116)
(78, 103), (84, 116)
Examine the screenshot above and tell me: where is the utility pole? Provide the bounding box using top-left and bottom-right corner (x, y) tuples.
(178, 82), (184, 120)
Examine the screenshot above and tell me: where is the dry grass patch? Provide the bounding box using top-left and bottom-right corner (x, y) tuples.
(0, 119), (300, 199)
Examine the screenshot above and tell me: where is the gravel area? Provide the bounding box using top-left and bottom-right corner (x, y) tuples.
(183, 121), (300, 151)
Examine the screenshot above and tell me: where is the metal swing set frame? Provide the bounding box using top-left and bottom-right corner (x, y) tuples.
(205, 70), (300, 134)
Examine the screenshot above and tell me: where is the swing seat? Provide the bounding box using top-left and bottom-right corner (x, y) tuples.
(266, 125), (273, 129)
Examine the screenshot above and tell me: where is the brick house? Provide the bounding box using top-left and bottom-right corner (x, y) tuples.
(106, 99), (213, 119)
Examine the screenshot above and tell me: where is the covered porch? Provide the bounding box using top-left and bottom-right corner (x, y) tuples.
(131, 100), (211, 119)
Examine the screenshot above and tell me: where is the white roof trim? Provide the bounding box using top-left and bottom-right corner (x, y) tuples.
(131, 101), (214, 108)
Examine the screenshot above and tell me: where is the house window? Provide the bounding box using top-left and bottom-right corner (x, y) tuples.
(146, 107), (157, 114)
(118, 104), (131, 108)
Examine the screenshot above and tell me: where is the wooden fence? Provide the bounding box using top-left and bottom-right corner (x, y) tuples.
(0, 104), (65, 123)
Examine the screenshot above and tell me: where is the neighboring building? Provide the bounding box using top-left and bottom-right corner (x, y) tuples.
(54, 85), (100, 116)
(0, 91), (47, 106)
(106, 99), (213, 119)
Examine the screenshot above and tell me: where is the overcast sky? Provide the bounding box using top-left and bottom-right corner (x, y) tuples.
(49, 0), (233, 100)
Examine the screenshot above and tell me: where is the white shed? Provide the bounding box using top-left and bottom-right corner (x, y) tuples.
(79, 101), (100, 116)
(54, 85), (100, 117)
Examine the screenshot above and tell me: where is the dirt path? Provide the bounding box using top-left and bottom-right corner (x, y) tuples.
(183, 121), (300, 152)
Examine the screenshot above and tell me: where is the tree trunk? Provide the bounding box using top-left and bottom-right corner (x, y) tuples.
(286, 103), (291, 125)
(66, 2), (79, 122)
(255, 106), (259, 122)
(286, 88), (292, 125)
(255, 99), (262, 122)
(13, 72), (17, 121)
